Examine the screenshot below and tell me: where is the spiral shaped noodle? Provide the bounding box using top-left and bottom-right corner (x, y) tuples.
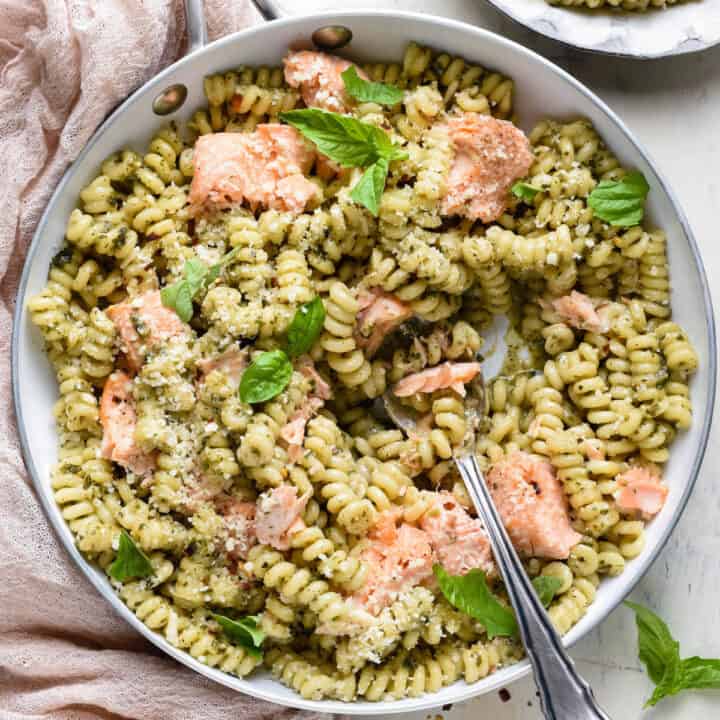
(29, 41), (700, 703)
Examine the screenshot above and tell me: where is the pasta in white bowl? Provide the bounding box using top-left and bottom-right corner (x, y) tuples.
(14, 11), (715, 714)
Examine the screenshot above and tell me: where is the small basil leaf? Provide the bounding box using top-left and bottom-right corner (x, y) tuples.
(512, 182), (541, 202)
(286, 297), (326, 358)
(531, 575), (563, 608)
(678, 657), (720, 691)
(108, 530), (153, 582)
(161, 256), (214, 322)
(626, 601), (680, 686)
(160, 282), (182, 313)
(587, 171), (650, 227)
(434, 565), (517, 639)
(172, 281), (195, 323)
(349, 157), (390, 217)
(280, 108), (404, 169)
(183, 258), (209, 294)
(341, 65), (404, 106)
(213, 613), (265, 659)
(239, 350), (293, 404)
(646, 651), (682, 707)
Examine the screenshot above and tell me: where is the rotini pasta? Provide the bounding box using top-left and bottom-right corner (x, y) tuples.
(27, 39), (696, 704)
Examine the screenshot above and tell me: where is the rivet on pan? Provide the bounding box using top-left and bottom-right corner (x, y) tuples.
(152, 84), (188, 116)
(311, 25), (353, 51)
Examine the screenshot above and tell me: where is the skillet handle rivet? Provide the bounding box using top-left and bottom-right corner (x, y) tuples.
(312, 25), (353, 51)
(153, 84), (188, 116)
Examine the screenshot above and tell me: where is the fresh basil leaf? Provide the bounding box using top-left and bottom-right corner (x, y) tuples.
(434, 565), (517, 639)
(173, 281), (195, 323)
(184, 258), (209, 293)
(512, 182), (541, 202)
(627, 601), (720, 707)
(280, 108), (401, 168)
(286, 297), (326, 358)
(678, 657), (720, 691)
(587, 171), (650, 227)
(531, 576), (563, 608)
(626, 601), (680, 685)
(350, 157), (390, 216)
(341, 65), (403, 106)
(239, 350), (293, 404)
(108, 530), (153, 582)
(213, 613), (265, 659)
(161, 257), (210, 322)
(646, 651), (682, 707)
(160, 282), (182, 313)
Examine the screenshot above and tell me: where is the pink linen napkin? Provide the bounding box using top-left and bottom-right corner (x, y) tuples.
(0, 2), (332, 718)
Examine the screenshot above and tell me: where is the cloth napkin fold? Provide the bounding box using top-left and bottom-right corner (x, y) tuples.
(0, 2), (331, 718)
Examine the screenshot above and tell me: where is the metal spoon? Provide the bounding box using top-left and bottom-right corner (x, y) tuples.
(380, 385), (612, 720)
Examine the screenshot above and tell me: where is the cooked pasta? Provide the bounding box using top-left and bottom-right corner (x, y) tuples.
(28, 40), (697, 703)
(547, 0), (688, 10)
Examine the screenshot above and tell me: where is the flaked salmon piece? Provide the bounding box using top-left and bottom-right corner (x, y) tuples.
(487, 451), (581, 559)
(393, 361), (482, 398)
(440, 112), (533, 223)
(352, 510), (435, 615)
(255, 485), (310, 551)
(217, 497), (257, 560)
(297, 356), (332, 400)
(283, 50), (369, 113)
(615, 466), (668, 519)
(369, 507), (404, 545)
(355, 288), (413, 357)
(550, 291), (609, 334)
(419, 492), (494, 577)
(315, 153), (347, 181)
(188, 125), (318, 216)
(106, 290), (187, 371)
(197, 347), (248, 384)
(279, 396), (324, 463)
(100, 371), (156, 476)
(183, 471), (227, 511)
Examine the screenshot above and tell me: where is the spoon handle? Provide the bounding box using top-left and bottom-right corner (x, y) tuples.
(455, 454), (611, 720)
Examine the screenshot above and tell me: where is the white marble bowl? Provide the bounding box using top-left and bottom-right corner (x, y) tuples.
(12, 10), (716, 715)
(486, 0), (720, 58)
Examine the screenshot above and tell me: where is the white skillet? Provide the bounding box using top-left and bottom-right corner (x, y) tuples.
(12, 3), (716, 715)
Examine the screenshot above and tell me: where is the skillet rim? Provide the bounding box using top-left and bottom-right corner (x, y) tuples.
(11, 9), (716, 714)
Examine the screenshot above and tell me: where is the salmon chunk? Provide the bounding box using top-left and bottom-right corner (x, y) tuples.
(279, 396), (324, 463)
(419, 492), (494, 577)
(487, 451), (581, 559)
(255, 485), (310, 551)
(355, 288), (413, 357)
(550, 291), (609, 334)
(615, 466), (668, 519)
(197, 347), (248, 384)
(440, 112), (533, 223)
(188, 125), (318, 216)
(106, 290), (187, 371)
(393, 361), (482, 398)
(218, 497), (257, 560)
(297, 356), (332, 401)
(99, 371), (156, 475)
(283, 50), (368, 113)
(352, 509), (435, 615)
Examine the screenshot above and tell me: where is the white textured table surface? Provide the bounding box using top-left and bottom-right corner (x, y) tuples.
(280, 1), (720, 718)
